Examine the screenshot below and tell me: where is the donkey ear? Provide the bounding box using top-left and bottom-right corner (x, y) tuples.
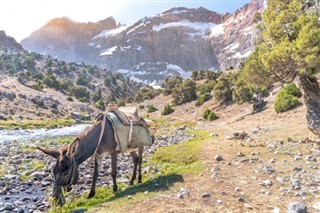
(36, 147), (60, 158)
(68, 139), (80, 156)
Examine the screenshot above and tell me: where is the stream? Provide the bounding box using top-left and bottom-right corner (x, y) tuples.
(0, 124), (91, 144)
(0, 124), (191, 212)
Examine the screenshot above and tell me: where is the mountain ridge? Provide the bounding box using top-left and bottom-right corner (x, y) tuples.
(21, 0), (265, 85)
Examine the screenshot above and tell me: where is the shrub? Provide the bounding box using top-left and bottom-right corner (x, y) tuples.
(202, 109), (211, 120)
(207, 111), (219, 121)
(196, 81), (215, 95)
(195, 93), (211, 106)
(67, 97), (73, 102)
(76, 75), (88, 86)
(94, 99), (105, 111)
(162, 77), (183, 95)
(274, 83), (301, 113)
(232, 84), (253, 104)
(69, 86), (90, 100)
(161, 104), (174, 115)
(202, 109), (219, 121)
(117, 99), (125, 107)
(139, 105), (145, 109)
(32, 81), (44, 90)
(284, 83), (302, 98)
(213, 75), (233, 103)
(274, 92), (300, 113)
(147, 105), (158, 113)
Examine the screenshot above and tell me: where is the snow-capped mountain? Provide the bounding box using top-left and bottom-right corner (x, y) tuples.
(21, 0), (265, 85)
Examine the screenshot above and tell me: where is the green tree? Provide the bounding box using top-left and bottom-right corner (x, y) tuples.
(213, 74), (233, 103)
(172, 79), (197, 105)
(242, 0), (320, 136)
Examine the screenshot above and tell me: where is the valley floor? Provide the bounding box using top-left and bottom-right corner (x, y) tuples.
(88, 96), (320, 213)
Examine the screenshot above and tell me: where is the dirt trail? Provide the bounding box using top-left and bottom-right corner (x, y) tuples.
(92, 97), (320, 212)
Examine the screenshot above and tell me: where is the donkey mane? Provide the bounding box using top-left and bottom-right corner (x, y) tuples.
(74, 119), (105, 164)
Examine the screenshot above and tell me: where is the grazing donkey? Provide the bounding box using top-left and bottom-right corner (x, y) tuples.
(37, 108), (154, 205)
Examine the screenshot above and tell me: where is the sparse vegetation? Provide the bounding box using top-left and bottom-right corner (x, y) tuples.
(161, 104), (174, 115)
(147, 105), (158, 113)
(0, 117), (75, 129)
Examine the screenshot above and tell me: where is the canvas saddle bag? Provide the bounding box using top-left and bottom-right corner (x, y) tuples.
(105, 104), (153, 152)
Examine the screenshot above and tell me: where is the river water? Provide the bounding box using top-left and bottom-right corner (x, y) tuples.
(0, 124), (92, 144)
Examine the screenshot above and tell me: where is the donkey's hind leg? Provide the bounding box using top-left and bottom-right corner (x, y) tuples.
(137, 146), (144, 184)
(111, 152), (118, 192)
(88, 154), (102, 198)
(129, 151), (138, 185)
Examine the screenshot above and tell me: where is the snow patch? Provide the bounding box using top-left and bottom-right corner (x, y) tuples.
(232, 50), (253, 59)
(127, 23), (147, 35)
(153, 20), (215, 34)
(93, 25), (127, 39)
(100, 46), (117, 56)
(210, 24), (224, 37)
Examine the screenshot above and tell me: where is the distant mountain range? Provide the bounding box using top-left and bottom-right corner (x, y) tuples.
(19, 0), (265, 85)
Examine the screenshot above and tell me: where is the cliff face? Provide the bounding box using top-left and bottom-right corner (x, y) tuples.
(210, 0), (266, 70)
(0, 31), (24, 52)
(21, 0), (265, 85)
(21, 17), (117, 62)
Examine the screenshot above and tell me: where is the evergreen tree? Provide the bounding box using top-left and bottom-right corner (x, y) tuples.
(242, 0), (320, 136)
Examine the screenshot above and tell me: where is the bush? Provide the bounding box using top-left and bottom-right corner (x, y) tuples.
(161, 104), (174, 115)
(162, 77), (183, 95)
(76, 75), (88, 86)
(139, 105), (145, 109)
(195, 93), (211, 106)
(94, 99), (105, 110)
(274, 91), (300, 113)
(213, 75), (233, 103)
(147, 105), (158, 113)
(202, 109), (219, 121)
(32, 81), (44, 90)
(207, 111), (219, 121)
(196, 81), (215, 95)
(69, 86), (90, 100)
(284, 83), (302, 98)
(202, 109), (211, 119)
(274, 83), (301, 113)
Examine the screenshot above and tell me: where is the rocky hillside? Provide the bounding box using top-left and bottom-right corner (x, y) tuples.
(0, 50), (141, 123)
(21, 0), (265, 85)
(0, 31), (24, 52)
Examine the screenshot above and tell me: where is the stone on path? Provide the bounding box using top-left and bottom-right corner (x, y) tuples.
(288, 202), (307, 213)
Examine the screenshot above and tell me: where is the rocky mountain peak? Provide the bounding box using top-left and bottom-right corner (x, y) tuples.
(0, 31), (24, 52)
(21, 0), (265, 85)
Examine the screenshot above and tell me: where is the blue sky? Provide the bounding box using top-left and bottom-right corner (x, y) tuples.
(0, 0), (249, 42)
(115, 0), (250, 25)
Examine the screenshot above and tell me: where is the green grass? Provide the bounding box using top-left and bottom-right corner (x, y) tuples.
(17, 160), (46, 181)
(47, 128), (209, 212)
(0, 117), (75, 129)
(40, 136), (75, 145)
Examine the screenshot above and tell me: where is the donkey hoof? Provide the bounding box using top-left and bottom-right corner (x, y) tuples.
(113, 186), (118, 193)
(129, 181), (134, 186)
(88, 191), (95, 198)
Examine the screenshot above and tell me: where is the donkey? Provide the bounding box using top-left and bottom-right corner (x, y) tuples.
(37, 112), (153, 205)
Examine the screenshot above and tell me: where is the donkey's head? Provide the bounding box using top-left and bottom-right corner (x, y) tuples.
(37, 139), (80, 205)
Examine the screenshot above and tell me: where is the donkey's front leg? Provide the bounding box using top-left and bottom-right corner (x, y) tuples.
(111, 152), (118, 192)
(88, 154), (102, 198)
(137, 146), (143, 183)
